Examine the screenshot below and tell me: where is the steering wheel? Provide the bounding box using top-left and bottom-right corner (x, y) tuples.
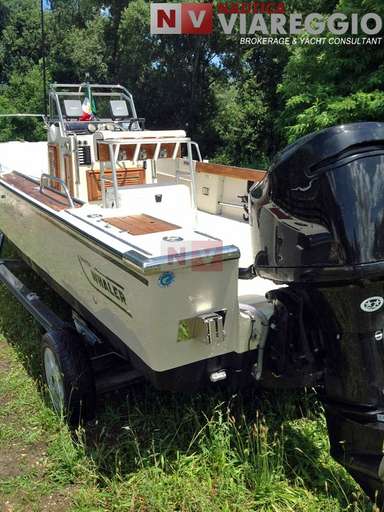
(112, 122), (124, 131)
(128, 118), (145, 130)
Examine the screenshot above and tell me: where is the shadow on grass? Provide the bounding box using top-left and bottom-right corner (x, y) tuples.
(0, 244), (370, 510)
(0, 241), (73, 377)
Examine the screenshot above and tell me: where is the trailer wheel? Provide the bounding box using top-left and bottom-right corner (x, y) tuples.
(41, 329), (96, 424)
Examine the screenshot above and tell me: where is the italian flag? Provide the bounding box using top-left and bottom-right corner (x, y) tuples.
(80, 87), (96, 121)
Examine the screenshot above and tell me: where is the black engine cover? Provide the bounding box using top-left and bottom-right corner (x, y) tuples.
(249, 122), (384, 283)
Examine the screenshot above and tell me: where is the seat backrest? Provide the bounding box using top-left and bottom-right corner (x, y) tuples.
(86, 168), (146, 202)
(63, 99), (83, 118)
(110, 100), (129, 119)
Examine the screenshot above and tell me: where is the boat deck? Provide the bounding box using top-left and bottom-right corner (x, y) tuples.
(0, 166), (283, 307)
(0, 172), (82, 211)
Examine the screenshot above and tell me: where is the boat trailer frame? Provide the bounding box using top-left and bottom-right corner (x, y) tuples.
(0, 233), (142, 395)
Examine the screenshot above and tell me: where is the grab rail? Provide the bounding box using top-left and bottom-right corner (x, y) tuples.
(39, 173), (75, 208)
(218, 201), (243, 209)
(97, 136), (201, 211)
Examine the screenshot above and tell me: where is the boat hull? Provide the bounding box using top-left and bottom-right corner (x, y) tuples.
(0, 180), (256, 390)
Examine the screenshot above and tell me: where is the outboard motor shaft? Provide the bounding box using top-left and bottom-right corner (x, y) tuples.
(249, 122), (384, 504)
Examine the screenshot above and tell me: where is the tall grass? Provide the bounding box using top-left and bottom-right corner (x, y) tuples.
(0, 242), (373, 510)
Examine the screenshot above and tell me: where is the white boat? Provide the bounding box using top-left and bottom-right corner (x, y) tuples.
(2, 83), (384, 503)
(0, 82), (278, 392)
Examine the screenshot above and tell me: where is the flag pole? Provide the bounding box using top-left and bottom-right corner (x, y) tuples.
(40, 0), (47, 117)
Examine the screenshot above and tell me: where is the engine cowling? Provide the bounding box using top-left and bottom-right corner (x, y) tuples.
(250, 123), (384, 504)
(250, 122), (384, 283)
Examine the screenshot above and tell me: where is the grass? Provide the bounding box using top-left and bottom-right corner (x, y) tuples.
(0, 246), (376, 511)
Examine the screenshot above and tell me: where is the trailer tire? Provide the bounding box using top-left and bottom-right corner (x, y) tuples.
(41, 328), (96, 425)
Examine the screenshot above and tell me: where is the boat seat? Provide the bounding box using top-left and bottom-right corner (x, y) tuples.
(86, 167), (146, 202)
(63, 99), (83, 118)
(62, 100), (90, 133)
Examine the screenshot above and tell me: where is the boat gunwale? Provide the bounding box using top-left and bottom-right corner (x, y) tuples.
(0, 175), (240, 276)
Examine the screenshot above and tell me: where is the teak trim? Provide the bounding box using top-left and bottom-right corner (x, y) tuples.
(103, 214), (180, 236)
(86, 168), (145, 202)
(0, 172), (81, 211)
(196, 161), (266, 182)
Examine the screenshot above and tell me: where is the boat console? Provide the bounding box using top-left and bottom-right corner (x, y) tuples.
(44, 83), (265, 224)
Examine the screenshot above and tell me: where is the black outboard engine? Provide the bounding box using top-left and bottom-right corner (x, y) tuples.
(249, 122), (384, 504)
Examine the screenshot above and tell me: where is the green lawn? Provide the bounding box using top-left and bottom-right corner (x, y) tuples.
(0, 266), (375, 511)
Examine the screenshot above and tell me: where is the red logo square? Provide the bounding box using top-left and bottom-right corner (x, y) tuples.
(181, 3), (213, 34)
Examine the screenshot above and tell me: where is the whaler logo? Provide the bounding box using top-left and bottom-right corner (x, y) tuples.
(360, 296), (384, 313)
(78, 256), (132, 317)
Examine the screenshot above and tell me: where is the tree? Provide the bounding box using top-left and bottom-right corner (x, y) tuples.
(117, 0), (223, 156)
(0, 0), (42, 82)
(212, 77), (270, 167)
(0, 0), (382, 163)
(278, 0), (384, 143)
(0, 65), (48, 141)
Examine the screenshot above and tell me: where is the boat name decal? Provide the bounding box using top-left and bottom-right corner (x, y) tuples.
(78, 256), (132, 317)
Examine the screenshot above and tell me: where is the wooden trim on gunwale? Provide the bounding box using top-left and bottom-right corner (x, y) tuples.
(0, 172), (82, 211)
(196, 162), (266, 182)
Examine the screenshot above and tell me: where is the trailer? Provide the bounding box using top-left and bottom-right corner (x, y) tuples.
(0, 234), (143, 423)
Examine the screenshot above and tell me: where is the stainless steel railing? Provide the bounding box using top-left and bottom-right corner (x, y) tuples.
(40, 173), (75, 208)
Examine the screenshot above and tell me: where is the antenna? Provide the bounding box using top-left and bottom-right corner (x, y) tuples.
(40, 0), (47, 117)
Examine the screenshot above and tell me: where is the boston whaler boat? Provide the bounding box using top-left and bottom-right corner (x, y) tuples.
(0, 82), (274, 395)
(1, 82), (384, 503)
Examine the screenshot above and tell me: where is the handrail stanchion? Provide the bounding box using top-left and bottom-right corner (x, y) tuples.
(187, 142), (198, 221)
(40, 173), (75, 208)
(108, 143), (120, 208)
(192, 142), (202, 162)
(154, 143), (161, 160)
(133, 143), (141, 163)
(172, 143), (180, 160)
(100, 158), (106, 208)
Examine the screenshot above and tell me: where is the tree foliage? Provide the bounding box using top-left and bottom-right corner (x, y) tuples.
(0, 0), (383, 163)
(278, 0), (384, 142)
